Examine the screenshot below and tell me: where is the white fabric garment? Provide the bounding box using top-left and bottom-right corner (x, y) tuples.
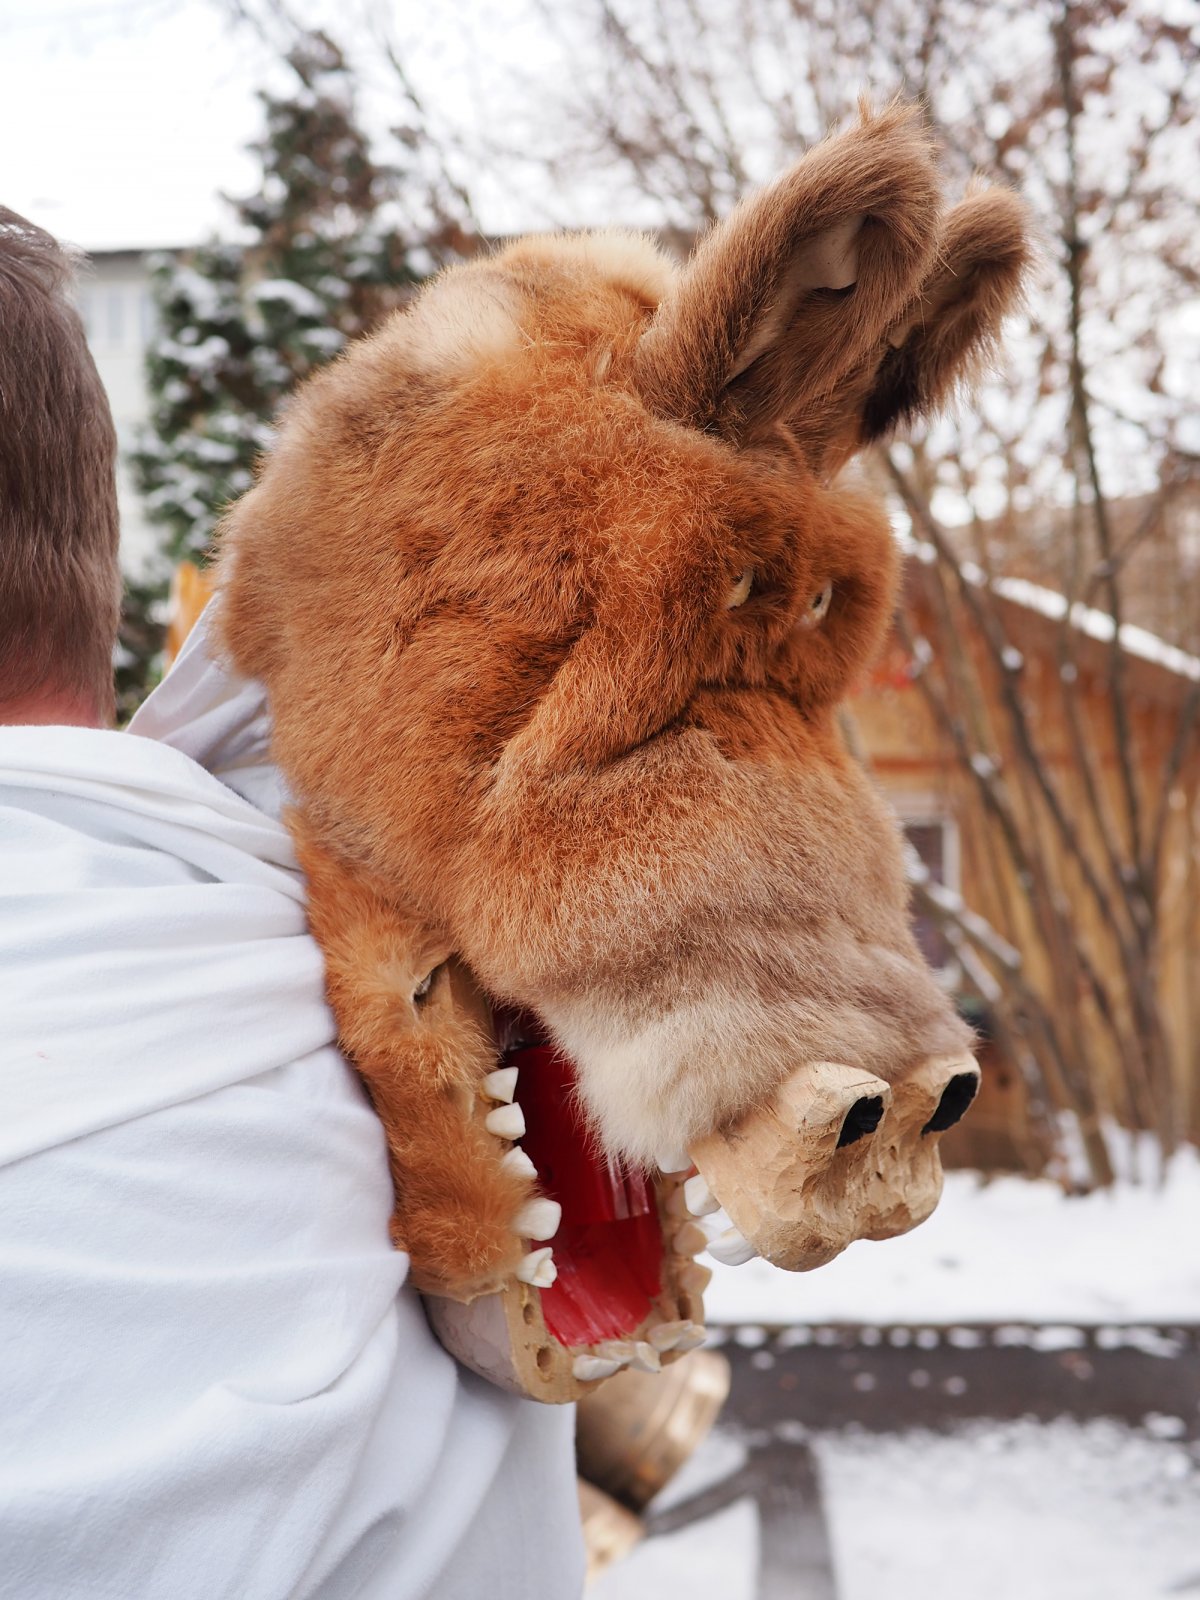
(0, 608), (583, 1600)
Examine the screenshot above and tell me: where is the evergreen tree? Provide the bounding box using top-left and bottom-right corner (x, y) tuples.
(121, 30), (423, 713)
(132, 241), (263, 565)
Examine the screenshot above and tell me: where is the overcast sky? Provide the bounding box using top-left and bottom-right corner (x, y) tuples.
(1, 0), (565, 253)
(3, 1), (272, 250)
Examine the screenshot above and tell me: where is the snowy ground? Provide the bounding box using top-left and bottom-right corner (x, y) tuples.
(594, 1415), (1200, 1600)
(704, 1142), (1200, 1327)
(819, 1419), (1200, 1600)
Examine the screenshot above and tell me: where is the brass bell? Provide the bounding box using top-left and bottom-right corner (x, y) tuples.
(575, 1348), (731, 1580)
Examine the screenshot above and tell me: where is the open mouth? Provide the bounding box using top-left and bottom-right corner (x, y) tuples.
(426, 1001), (712, 1400)
(424, 981), (980, 1401)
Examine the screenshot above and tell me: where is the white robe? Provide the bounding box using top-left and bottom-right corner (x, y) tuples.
(0, 610), (583, 1600)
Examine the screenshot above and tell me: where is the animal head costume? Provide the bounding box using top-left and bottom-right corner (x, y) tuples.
(216, 104), (1029, 1399)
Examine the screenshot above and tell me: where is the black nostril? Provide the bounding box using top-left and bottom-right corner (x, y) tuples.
(922, 1072), (980, 1135)
(837, 1095), (885, 1147)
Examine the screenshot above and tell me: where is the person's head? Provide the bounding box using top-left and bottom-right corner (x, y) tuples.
(0, 208), (120, 727)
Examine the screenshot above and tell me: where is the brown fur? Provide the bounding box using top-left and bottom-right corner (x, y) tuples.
(215, 103), (1029, 1298)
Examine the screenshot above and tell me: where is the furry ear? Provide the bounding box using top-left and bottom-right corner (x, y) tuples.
(850, 184), (1031, 453)
(631, 101), (942, 447)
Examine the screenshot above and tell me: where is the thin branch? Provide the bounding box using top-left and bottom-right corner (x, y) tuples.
(888, 455), (1142, 965)
(1056, 2), (1147, 887)
(1149, 679), (1200, 896)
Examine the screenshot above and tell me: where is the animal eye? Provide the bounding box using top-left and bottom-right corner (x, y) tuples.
(412, 963), (445, 1006)
(725, 566), (755, 609)
(799, 582), (833, 629)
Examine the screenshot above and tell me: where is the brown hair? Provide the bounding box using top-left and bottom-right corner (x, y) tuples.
(0, 208), (120, 721)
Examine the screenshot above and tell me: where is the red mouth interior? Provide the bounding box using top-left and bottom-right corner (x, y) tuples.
(494, 1006), (664, 1347)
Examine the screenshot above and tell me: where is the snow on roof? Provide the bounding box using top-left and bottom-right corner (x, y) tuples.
(907, 539), (1200, 684)
(992, 575), (1200, 683)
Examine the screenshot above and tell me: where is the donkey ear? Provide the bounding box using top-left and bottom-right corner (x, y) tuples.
(631, 102), (942, 447)
(849, 185), (1031, 454)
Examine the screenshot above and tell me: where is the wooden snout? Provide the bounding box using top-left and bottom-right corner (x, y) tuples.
(862, 1054), (981, 1241)
(689, 1055), (980, 1272)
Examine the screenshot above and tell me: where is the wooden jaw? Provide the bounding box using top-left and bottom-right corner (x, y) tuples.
(424, 1147), (712, 1405)
(414, 987), (977, 1399)
(424, 1044), (980, 1398)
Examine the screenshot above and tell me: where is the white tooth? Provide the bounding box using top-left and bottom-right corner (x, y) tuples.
(684, 1173), (720, 1217)
(674, 1321), (707, 1351)
(593, 1338), (660, 1373)
(700, 1207), (732, 1239)
(594, 1340), (633, 1368)
(672, 1222), (709, 1257)
(679, 1262), (712, 1293)
(572, 1354), (622, 1382)
(655, 1145), (690, 1174)
(706, 1226), (757, 1266)
(483, 1067), (518, 1103)
(627, 1341), (661, 1372)
(648, 1320), (689, 1352)
(516, 1197), (562, 1241)
(515, 1246), (556, 1287)
(485, 1103), (526, 1139)
(500, 1147), (537, 1180)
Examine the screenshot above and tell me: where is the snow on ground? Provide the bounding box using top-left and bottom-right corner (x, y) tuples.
(592, 1496), (760, 1600)
(594, 1418), (1200, 1600)
(703, 1143), (1200, 1327)
(819, 1419), (1200, 1600)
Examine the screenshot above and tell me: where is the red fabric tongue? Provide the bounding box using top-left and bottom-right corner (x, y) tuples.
(496, 1008), (663, 1347)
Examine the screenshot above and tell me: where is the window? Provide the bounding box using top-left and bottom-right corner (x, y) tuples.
(901, 813), (960, 976)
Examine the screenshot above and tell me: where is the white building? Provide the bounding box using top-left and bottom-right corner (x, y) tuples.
(74, 247), (168, 578)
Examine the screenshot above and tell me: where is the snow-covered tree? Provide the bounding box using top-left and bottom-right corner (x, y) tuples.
(133, 242), (265, 565)
(123, 30), (428, 707)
